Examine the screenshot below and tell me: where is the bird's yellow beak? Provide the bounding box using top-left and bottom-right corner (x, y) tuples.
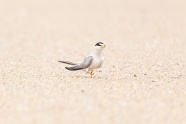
(101, 45), (106, 48)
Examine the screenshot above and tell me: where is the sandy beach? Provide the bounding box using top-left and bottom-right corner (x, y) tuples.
(0, 0), (186, 124)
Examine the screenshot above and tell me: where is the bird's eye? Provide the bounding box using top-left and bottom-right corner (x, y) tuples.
(95, 43), (101, 46)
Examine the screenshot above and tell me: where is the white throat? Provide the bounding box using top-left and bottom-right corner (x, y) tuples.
(91, 48), (103, 56)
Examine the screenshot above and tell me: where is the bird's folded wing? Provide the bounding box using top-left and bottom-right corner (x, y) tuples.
(65, 56), (93, 71)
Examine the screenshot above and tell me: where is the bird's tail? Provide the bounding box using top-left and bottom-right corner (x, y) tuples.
(58, 61), (77, 65)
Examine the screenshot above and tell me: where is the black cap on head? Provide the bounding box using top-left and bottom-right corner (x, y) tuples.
(95, 42), (104, 46)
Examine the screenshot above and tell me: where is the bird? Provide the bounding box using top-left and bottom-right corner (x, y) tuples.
(58, 42), (106, 78)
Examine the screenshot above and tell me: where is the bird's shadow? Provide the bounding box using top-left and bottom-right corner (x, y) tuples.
(73, 75), (102, 79)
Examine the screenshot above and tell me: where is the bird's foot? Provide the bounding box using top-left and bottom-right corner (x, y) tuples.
(86, 71), (94, 78)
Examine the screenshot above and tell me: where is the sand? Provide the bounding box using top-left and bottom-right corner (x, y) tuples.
(0, 0), (186, 124)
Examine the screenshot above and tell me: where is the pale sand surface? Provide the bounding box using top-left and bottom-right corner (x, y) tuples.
(0, 0), (186, 124)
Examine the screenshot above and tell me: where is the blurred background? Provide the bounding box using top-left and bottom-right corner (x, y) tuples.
(0, 0), (186, 124)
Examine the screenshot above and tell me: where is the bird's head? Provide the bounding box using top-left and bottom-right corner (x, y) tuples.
(95, 42), (106, 50)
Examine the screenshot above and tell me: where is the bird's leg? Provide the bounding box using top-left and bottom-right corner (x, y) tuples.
(90, 71), (94, 78)
(86, 71), (94, 78)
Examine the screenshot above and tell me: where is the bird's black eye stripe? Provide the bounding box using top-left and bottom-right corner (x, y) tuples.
(95, 43), (102, 46)
(95, 42), (103, 46)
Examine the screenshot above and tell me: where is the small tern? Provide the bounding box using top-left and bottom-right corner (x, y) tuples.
(58, 42), (106, 78)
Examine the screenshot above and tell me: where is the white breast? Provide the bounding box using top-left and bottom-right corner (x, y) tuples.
(88, 56), (102, 69)
(86, 48), (104, 71)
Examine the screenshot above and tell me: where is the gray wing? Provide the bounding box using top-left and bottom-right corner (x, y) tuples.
(65, 56), (93, 71)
